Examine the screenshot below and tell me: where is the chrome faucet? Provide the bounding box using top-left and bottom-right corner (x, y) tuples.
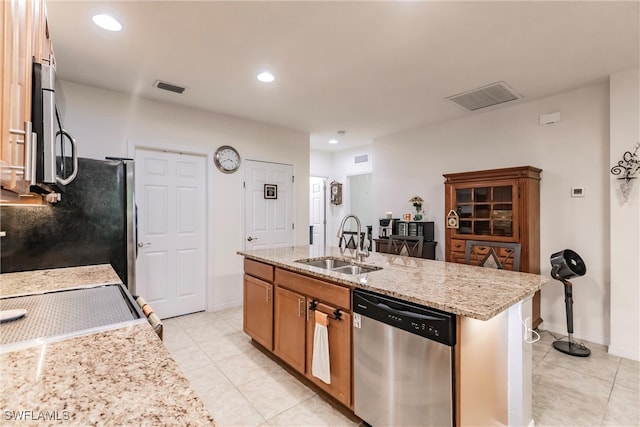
(337, 214), (370, 262)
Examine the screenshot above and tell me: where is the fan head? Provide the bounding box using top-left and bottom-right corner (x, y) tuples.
(550, 249), (586, 281)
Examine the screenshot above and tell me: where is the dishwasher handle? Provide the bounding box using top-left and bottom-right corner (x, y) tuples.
(377, 302), (444, 322)
(355, 292), (443, 321)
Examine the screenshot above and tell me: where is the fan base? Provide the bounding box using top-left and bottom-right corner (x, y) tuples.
(553, 340), (590, 357)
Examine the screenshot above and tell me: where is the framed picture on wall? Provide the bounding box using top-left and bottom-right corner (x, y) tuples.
(264, 184), (278, 199)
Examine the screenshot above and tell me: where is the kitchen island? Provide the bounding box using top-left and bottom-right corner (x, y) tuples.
(238, 245), (550, 426)
(0, 265), (215, 426)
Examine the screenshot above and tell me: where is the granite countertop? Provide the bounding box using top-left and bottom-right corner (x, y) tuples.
(238, 245), (549, 321)
(0, 265), (215, 426)
(0, 264), (123, 298)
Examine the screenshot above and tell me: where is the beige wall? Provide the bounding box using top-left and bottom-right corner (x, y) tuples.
(59, 80), (310, 311)
(609, 68), (640, 360)
(373, 83), (616, 348)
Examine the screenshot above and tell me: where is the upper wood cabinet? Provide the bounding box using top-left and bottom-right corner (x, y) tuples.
(1, 0), (54, 195)
(444, 166), (542, 327)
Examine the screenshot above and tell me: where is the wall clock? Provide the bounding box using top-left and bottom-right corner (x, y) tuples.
(214, 145), (241, 174)
(446, 209), (459, 229)
(330, 181), (342, 205)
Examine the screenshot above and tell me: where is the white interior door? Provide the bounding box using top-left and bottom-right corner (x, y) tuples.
(310, 176), (326, 246)
(245, 160), (294, 249)
(135, 148), (206, 319)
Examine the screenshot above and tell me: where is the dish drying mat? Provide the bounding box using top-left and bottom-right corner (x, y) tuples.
(0, 285), (140, 346)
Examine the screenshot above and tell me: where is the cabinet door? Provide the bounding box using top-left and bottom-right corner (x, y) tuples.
(243, 275), (273, 350)
(305, 302), (352, 408)
(1, 0), (48, 194)
(451, 181), (519, 242)
(274, 286), (306, 374)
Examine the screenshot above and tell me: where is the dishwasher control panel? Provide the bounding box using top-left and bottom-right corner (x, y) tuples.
(353, 289), (456, 346)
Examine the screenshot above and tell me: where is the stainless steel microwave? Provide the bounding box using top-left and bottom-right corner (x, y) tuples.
(31, 62), (78, 194)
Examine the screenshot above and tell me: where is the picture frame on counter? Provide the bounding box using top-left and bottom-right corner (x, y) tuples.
(264, 184), (278, 199)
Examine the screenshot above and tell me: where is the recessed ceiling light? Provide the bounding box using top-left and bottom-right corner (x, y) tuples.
(328, 139), (339, 144)
(92, 14), (122, 32)
(257, 71), (275, 83)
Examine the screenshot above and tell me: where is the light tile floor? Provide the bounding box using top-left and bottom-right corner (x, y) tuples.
(163, 307), (639, 427)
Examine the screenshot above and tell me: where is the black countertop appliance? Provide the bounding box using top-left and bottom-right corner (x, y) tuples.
(1, 157), (137, 293)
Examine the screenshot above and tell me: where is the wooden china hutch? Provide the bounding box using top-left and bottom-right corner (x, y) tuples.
(444, 166), (543, 328)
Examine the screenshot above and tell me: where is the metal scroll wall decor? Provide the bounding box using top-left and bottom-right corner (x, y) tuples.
(610, 142), (640, 201)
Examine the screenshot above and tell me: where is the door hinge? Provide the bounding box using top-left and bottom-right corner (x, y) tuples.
(292, 223), (295, 230)
(292, 175), (295, 183)
(243, 181), (246, 189)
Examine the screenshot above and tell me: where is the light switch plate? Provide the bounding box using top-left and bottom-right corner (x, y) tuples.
(539, 111), (561, 125)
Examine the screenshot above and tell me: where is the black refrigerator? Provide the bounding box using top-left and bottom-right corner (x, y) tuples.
(1, 158), (136, 292)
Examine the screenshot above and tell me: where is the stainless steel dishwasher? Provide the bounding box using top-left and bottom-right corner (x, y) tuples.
(353, 289), (456, 427)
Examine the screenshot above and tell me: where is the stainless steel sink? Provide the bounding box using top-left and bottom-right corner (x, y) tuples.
(331, 264), (381, 275)
(295, 257), (382, 275)
(297, 258), (352, 269)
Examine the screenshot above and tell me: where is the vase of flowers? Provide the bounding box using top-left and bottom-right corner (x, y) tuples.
(409, 196), (424, 221)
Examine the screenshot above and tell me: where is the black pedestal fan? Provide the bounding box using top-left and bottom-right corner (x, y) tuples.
(550, 249), (590, 357)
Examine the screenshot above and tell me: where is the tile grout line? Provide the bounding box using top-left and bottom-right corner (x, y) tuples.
(598, 357), (622, 427)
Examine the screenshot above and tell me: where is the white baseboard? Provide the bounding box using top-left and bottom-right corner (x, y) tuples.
(539, 321), (607, 347)
(211, 299), (242, 312)
(608, 344), (640, 361)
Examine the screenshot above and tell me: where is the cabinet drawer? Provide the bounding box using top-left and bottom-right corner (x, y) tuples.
(466, 244), (518, 258)
(244, 258), (274, 282)
(450, 240), (517, 257)
(275, 268), (351, 311)
(450, 239), (466, 253)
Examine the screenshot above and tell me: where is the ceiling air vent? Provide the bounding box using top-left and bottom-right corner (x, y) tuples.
(153, 80), (187, 94)
(446, 81), (520, 111)
(354, 154), (369, 164)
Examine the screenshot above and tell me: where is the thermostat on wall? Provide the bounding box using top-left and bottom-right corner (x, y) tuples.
(539, 111), (561, 125)
(571, 187), (585, 198)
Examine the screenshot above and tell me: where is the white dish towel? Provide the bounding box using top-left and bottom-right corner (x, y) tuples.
(312, 310), (331, 384)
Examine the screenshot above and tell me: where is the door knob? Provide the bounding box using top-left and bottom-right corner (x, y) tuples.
(137, 242), (151, 248)
(247, 236), (258, 241)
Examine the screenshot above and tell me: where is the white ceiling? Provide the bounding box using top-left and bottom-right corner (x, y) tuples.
(46, 1), (639, 152)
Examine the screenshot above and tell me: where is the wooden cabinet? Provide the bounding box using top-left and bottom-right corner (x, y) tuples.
(243, 259), (274, 350)
(444, 166), (542, 328)
(243, 275), (273, 350)
(274, 286), (307, 374)
(273, 267), (352, 408)
(305, 301), (351, 407)
(1, 0), (54, 195)
(242, 259), (354, 408)
(274, 268), (352, 407)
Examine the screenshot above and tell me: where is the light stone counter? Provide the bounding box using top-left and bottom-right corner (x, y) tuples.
(0, 265), (215, 426)
(238, 245), (549, 321)
(0, 264), (122, 298)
